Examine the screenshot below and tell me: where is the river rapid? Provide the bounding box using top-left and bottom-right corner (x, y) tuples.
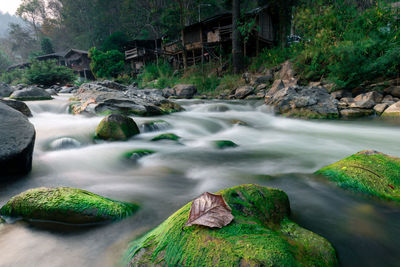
(0, 95), (399, 267)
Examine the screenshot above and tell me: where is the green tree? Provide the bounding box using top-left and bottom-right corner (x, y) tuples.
(24, 60), (75, 86)
(101, 31), (129, 52)
(41, 37), (54, 54)
(89, 47), (125, 78)
(0, 49), (10, 72)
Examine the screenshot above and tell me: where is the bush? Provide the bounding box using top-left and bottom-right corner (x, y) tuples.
(0, 69), (25, 85)
(24, 60), (75, 86)
(137, 61), (176, 88)
(89, 48), (125, 79)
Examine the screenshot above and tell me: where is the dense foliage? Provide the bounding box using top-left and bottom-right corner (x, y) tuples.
(89, 48), (125, 79)
(24, 60), (75, 86)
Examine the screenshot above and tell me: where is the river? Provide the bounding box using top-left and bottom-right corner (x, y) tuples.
(0, 95), (399, 267)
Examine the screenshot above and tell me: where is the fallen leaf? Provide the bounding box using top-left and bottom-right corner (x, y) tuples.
(185, 192), (234, 228)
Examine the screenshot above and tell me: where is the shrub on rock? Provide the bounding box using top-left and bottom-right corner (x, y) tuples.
(0, 187), (139, 224)
(95, 114), (139, 141)
(316, 150), (400, 202)
(124, 184), (337, 267)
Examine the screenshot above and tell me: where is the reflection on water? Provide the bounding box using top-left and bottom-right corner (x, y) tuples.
(0, 96), (399, 267)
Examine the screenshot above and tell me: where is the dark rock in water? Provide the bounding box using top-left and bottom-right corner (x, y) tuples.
(173, 84), (197, 99)
(0, 83), (14, 97)
(208, 104), (230, 112)
(0, 99), (32, 117)
(125, 184), (337, 267)
(70, 82), (183, 116)
(45, 89), (58, 96)
(0, 102), (35, 177)
(49, 137), (81, 150)
(0, 187), (139, 224)
(265, 85), (339, 119)
(213, 140), (238, 149)
(10, 86), (52, 101)
(316, 150), (400, 202)
(151, 133), (180, 142)
(95, 114), (140, 141)
(122, 149), (155, 160)
(140, 120), (171, 133)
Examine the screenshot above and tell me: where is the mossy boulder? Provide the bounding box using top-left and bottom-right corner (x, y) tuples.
(0, 187), (139, 224)
(213, 140), (238, 149)
(122, 149), (155, 160)
(125, 184), (337, 267)
(151, 133), (180, 142)
(315, 150), (400, 202)
(95, 114), (140, 141)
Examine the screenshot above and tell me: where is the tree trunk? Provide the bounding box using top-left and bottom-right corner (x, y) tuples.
(178, 0), (188, 70)
(232, 0), (243, 74)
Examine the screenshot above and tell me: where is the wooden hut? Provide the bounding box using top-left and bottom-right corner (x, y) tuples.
(63, 49), (94, 80)
(124, 39), (162, 74)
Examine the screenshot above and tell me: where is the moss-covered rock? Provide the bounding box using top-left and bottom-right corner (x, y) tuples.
(0, 187), (139, 224)
(315, 150), (400, 202)
(151, 133), (180, 142)
(124, 184), (337, 267)
(122, 149), (155, 160)
(140, 120), (171, 133)
(213, 140), (238, 149)
(159, 101), (185, 114)
(95, 114), (140, 141)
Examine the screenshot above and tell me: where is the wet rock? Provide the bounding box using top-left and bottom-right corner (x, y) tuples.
(374, 103), (389, 115)
(71, 82), (183, 116)
(151, 133), (180, 142)
(207, 104), (230, 112)
(45, 89), (58, 96)
(0, 83), (14, 97)
(0, 187), (139, 224)
(140, 120), (171, 133)
(49, 137), (81, 150)
(316, 150), (400, 202)
(339, 108), (374, 118)
(349, 100), (375, 109)
(95, 114), (140, 141)
(354, 91), (383, 103)
(235, 86), (254, 99)
(0, 99), (32, 117)
(125, 184), (337, 267)
(10, 86), (52, 101)
(265, 86), (339, 119)
(122, 149), (155, 160)
(266, 79), (285, 98)
(213, 140), (238, 149)
(0, 102), (35, 177)
(173, 84), (197, 99)
(382, 101), (400, 117)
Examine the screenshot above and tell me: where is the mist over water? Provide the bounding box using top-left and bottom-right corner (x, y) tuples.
(0, 95), (399, 267)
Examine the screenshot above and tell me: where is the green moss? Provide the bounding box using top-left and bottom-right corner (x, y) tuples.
(159, 101), (185, 114)
(95, 114), (140, 141)
(381, 112), (400, 117)
(10, 96), (53, 101)
(283, 109), (339, 120)
(151, 133), (180, 142)
(315, 150), (400, 202)
(213, 140), (238, 149)
(0, 187), (139, 224)
(124, 184), (337, 267)
(122, 149), (155, 160)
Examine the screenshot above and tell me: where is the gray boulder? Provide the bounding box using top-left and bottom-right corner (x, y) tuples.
(374, 103), (389, 115)
(265, 85), (339, 119)
(0, 83), (14, 97)
(45, 89), (58, 96)
(173, 84), (197, 99)
(235, 86), (254, 99)
(70, 82), (183, 116)
(0, 99), (32, 117)
(382, 101), (400, 117)
(10, 86), (52, 101)
(0, 102), (35, 177)
(49, 137), (81, 150)
(340, 108), (374, 118)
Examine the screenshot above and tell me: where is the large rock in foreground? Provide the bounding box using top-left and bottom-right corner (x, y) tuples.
(0, 99), (32, 117)
(316, 150), (400, 202)
(125, 184), (337, 267)
(382, 101), (400, 117)
(265, 86), (339, 119)
(10, 86), (52, 101)
(0, 187), (139, 224)
(0, 102), (35, 177)
(95, 114), (140, 141)
(70, 82), (184, 116)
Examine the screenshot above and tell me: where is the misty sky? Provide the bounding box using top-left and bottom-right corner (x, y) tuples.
(0, 1), (22, 15)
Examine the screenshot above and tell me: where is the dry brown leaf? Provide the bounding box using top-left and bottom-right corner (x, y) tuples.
(185, 192), (234, 228)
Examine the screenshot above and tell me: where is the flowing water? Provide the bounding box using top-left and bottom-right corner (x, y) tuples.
(0, 95), (399, 267)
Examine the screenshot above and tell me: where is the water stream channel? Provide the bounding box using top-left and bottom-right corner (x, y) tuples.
(0, 95), (399, 267)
